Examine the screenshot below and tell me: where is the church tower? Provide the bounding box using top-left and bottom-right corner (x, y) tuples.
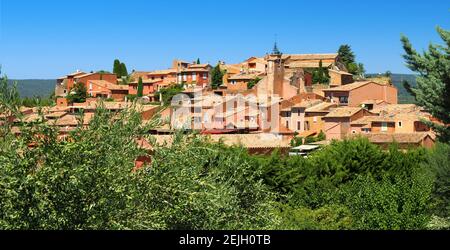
(265, 42), (285, 97)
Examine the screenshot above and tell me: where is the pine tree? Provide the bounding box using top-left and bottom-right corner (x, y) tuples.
(196, 58), (201, 64)
(113, 59), (121, 76)
(401, 26), (450, 142)
(211, 64), (224, 89)
(338, 44), (355, 67)
(137, 77), (144, 97)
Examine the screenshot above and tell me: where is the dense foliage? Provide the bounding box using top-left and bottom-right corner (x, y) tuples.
(0, 83), (277, 229)
(155, 83), (184, 105)
(1, 70), (449, 230)
(66, 82), (87, 104)
(259, 139), (440, 229)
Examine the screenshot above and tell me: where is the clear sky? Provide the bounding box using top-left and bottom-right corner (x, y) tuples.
(0, 0), (449, 79)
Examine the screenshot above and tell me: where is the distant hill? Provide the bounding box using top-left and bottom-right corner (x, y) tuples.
(366, 73), (417, 104)
(8, 79), (56, 98)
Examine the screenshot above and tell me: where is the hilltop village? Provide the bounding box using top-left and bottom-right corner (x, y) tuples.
(6, 45), (437, 155)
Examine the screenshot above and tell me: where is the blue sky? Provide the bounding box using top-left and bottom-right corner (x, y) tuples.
(0, 0), (449, 79)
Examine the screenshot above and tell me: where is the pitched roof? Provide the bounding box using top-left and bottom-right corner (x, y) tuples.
(228, 73), (259, 80)
(147, 69), (177, 75)
(323, 81), (378, 92)
(182, 68), (210, 73)
(371, 104), (420, 114)
(324, 107), (363, 118)
(74, 72), (116, 79)
(89, 80), (128, 91)
(46, 113), (94, 126)
(292, 99), (323, 109)
(129, 79), (162, 84)
(360, 99), (386, 105)
(288, 61), (333, 68)
(328, 69), (353, 76)
(209, 133), (292, 148)
(245, 57), (266, 64)
(188, 64), (211, 68)
(283, 53), (338, 60)
(220, 64), (242, 74)
(130, 71), (152, 80)
(305, 102), (337, 112)
(362, 133), (434, 144)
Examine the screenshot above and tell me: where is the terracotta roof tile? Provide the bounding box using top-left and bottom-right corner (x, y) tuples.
(361, 132), (434, 144)
(324, 107), (363, 118)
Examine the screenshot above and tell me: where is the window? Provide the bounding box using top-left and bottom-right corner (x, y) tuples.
(230, 80), (236, 85)
(339, 96), (349, 104)
(297, 121), (301, 130)
(161, 76), (164, 80)
(286, 120), (289, 129)
(89, 83), (93, 90)
(381, 122), (388, 132)
(203, 73), (207, 79)
(313, 117), (317, 123)
(192, 73), (197, 81)
(362, 128), (370, 133)
(178, 75), (182, 82)
(151, 77), (155, 80)
(398, 121), (402, 128)
(352, 130), (356, 134)
(183, 74), (187, 81)
(305, 121), (310, 131)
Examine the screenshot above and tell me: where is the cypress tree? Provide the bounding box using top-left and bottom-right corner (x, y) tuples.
(113, 59), (121, 76)
(137, 77), (144, 97)
(196, 58), (201, 64)
(120, 63), (128, 77)
(401, 26), (450, 142)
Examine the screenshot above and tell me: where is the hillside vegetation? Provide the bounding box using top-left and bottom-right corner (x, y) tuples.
(8, 79), (55, 98)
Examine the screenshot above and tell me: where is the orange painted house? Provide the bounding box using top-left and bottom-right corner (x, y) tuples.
(323, 81), (398, 107)
(177, 64), (212, 87)
(73, 72), (117, 90)
(55, 71), (86, 97)
(323, 107), (375, 140)
(87, 80), (129, 101)
(227, 73), (261, 91)
(147, 69), (177, 85)
(128, 79), (161, 100)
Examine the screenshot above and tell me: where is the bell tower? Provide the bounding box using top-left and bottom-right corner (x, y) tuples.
(265, 42), (285, 97)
